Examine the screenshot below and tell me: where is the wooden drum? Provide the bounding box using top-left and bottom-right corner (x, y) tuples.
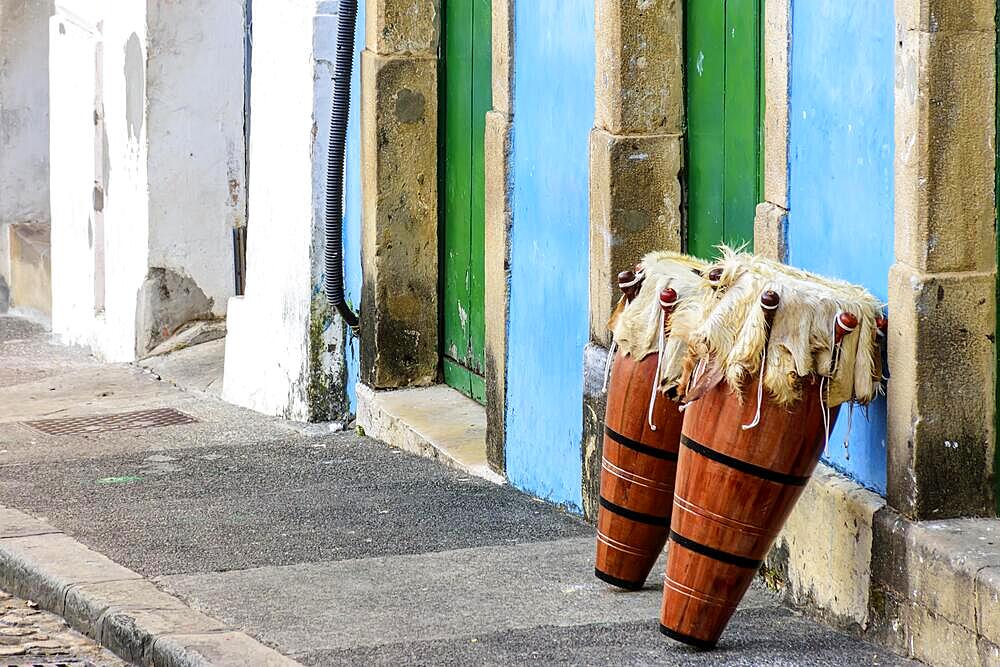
(659, 374), (833, 647)
(596, 350), (682, 590)
(658, 251), (883, 649)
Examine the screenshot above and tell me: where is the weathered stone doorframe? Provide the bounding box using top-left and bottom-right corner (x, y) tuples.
(483, 0), (514, 475)
(582, 1), (685, 519)
(887, 0), (996, 519)
(753, 0), (790, 262)
(359, 0), (513, 477)
(359, 0), (440, 391)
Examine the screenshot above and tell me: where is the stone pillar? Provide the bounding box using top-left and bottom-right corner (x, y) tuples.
(581, 0), (685, 519)
(359, 0), (439, 389)
(50, 0), (138, 358)
(753, 0), (790, 262)
(484, 0), (513, 474)
(223, 0), (350, 422)
(888, 0), (997, 518)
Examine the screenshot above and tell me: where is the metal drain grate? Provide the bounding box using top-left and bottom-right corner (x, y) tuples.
(23, 408), (198, 436)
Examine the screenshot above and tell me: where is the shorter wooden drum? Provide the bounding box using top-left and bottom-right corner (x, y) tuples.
(595, 352), (683, 590)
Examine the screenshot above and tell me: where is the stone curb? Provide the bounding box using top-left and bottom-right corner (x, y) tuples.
(868, 508), (1000, 666)
(757, 463), (1000, 666)
(763, 462), (885, 630)
(0, 506), (298, 666)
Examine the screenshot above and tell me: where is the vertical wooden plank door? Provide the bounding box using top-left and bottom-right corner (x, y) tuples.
(685, 0), (762, 258)
(441, 0), (491, 402)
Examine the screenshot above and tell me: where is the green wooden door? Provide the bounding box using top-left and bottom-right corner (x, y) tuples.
(685, 0), (762, 258)
(441, 0), (490, 402)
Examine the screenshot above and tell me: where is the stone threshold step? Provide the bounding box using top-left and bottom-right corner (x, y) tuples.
(356, 383), (504, 486)
(867, 509), (1000, 666)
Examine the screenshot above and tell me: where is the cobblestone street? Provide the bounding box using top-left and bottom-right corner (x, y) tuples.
(0, 590), (122, 667)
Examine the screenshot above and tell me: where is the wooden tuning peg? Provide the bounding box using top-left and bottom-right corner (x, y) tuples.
(835, 312), (859, 344)
(618, 269), (643, 303)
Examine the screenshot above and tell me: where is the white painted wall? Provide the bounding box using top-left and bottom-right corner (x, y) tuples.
(49, 0), (247, 360)
(146, 0), (246, 316)
(49, 6), (100, 346)
(0, 0), (54, 292)
(223, 0), (346, 421)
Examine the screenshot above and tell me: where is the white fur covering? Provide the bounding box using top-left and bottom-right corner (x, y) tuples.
(682, 249), (884, 408)
(607, 251), (710, 394)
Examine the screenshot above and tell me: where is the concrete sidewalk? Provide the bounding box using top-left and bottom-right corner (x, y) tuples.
(0, 316), (913, 665)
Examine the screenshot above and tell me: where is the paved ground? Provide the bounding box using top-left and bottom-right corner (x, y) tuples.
(0, 315), (915, 665)
(0, 588), (123, 665)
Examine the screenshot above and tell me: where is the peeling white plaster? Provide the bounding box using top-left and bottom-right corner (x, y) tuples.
(225, 0), (338, 420)
(50, 0), (245, 361)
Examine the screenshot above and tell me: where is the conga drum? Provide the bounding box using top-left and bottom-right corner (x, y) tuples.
(595, 253), (708, 590)
(597, 325), (682, 590)
(659, 251), (884, 648)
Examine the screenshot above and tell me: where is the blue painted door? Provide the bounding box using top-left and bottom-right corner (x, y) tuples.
(504, 2), (595, 510)
(786, 0), (894, 493)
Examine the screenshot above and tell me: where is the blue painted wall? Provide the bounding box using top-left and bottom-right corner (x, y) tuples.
(787, 1), (894, 494)
(504, 2), (595, 511)
(343, 0), (365, 412)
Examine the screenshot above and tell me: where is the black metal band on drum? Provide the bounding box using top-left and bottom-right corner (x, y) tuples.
(668, 530), (762, 570)
(679, 435), (810, 487)
(594, 568), (643, 591)
(598, 497), (671, 526)
(605, 427), (679, 462)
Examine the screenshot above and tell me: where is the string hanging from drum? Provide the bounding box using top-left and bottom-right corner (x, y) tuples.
(603, 268), (645, 393)
(876, 316), (889, 384)
(602, 340), (617, 393)
(647, 287), (678, 431)
(742, 291), (780, 431)
(842, 401), (855, 459)
(820, 311), (859, 451)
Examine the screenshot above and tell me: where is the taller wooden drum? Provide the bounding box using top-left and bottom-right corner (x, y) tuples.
(660, 376), (833, 647)
(658, 249), (884, 648)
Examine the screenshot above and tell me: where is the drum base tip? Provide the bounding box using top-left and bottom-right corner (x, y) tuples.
(593, 567), (644, 591)
(659, 624), (718, 650)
